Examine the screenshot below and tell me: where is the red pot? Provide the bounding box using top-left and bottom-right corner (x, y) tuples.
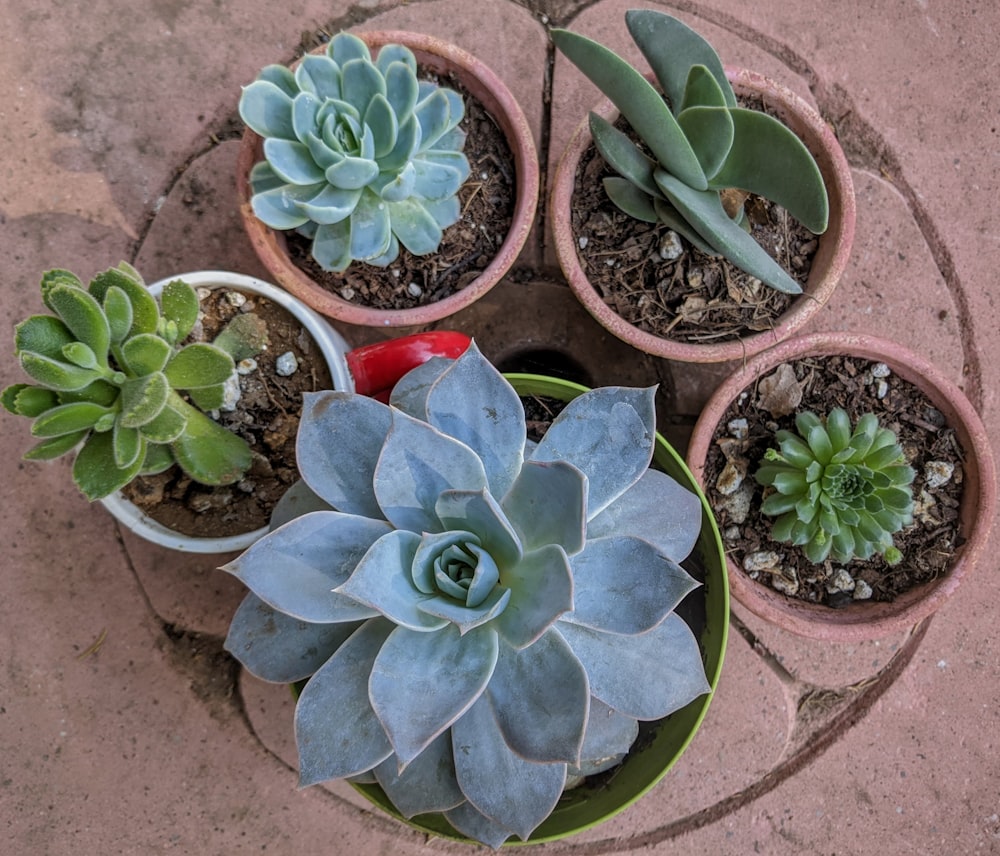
(550, 68), (856, 364)
(685, 332), (996, 641)
(237, 31), (539, 328)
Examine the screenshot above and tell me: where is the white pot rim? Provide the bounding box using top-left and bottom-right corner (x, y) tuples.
(100, 270), (353, 554)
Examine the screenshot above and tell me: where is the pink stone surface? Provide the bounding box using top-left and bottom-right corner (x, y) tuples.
(2, 1), (998, 853)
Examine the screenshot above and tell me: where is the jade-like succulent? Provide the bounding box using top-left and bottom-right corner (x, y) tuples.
(2, 263), (262, 500)
(223, 342), (710, 847)
(552, 10), (829, 294)
(240, 32), (471, 272)
(755, 408), (915, 564)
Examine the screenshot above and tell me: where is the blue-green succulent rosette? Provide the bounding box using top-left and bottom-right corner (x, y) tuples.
(222, 342), (710, 847)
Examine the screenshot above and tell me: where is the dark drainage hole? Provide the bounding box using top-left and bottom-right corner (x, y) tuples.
(495, 348), (594, 387)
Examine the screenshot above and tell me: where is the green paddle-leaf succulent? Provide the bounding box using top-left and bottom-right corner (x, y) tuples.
(552, 9), (830, 294)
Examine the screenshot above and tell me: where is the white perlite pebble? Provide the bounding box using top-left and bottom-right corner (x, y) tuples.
(875, 379), (889, 399)
(275, 352), (298, 376)
(853, 579), (874, 600)
(578, 236), (589, 250)
(659, 230), (684, 261)
(924, 460), (954, 488)
(407, 282), (423, 297)
(728, 418), (749, 441)
(226, 291), (247, 308)
(827, 568), (856, 594)
(771, 569), (799, 596)
(219, 373), (242, 412)
(871, 362), (891, 378)
(236, 358), (258, 376)
(715, 460), (746, 496)
(196, 287), (212, 301)
(340, 287), (356, 300)
(744, 550), (781, 572)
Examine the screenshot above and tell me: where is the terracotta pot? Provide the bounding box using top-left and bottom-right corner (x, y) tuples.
(551, 68), (856, 364)
(237, 31), (539, 328)
(686, 332), (997, 641)
(100, 271), (470, 553)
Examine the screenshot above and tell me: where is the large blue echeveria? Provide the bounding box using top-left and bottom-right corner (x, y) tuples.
(222, 342), (709, 847)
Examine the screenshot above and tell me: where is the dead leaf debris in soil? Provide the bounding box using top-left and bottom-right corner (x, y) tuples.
(571, 102), (819, 344)
(121, 287), (333, 539)
(284, 70), (516, 311)
(703, 355), (965, 606)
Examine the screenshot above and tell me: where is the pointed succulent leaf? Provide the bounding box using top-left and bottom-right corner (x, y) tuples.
(250, 183), (316, 230)
(680, 64), (730, 111)
(185, 385), (225, 412)
(383, 60), (419, 122)
(589, 112), (660, 198)
(296, 391), (391, 517)
(19, 353), (101, 392)
(495, 544), (574, 649)
(72, 431), (146, 500)
(298, 184), (361, 225)
(501, 459), (587, 556)
(294, 54), (341, 100)
(364, 93), (399, 159)
(1, 384), (59, 417)
(588, 468), (702, 561)
(655, 169), (804, 294)
(296, 618), (395, 785)
(411, 158), (464, 201)
(31, 401), (110, 437)
(550, 27), (707, 189)
(370, 623), (499, 764)
(425, 343), (526, 498)
(575, 697), (639, 772)
(39, 268), (85, 306)
(23, 431), (88, 461)
(373, 731), (464, 818)
(557, 614), (710, 719)
(137, 402), (187, 444)
(256, 63), (298, 96)
(677, 105), (735, 180)
(339, 58), (386, 116)
(168, 401), (252, 485)
(421, 194), (461, 230)
(311, 220), (353, 271)
(112, 421), (144, 469)
(117, 373), (168, 428)
(531, 386), (656, 517)
(226, 592), (360, 683)
(378, 114), (422, 172)
(417, 588), (512, 635)
(337, 529), (448, 632)
(59, 378), (118, 407)
(163, 343), (234, 389)
(347, 189), (392, 260)
(157, 279), (200, 341)
(121, 333), (172, 376)
(413, 89), (453, 151)
(44, 284), (110, 369)
(444, 802), (514, 850)
(451, 693), (567, 841)
(604, 178), (658, 223)
(652, 198), (719, 254)
(707, 108), (829, 233)
(328, 31), (371, 65)
(14, 314), (74, 360)
(382, 197), (441, 255)
(374, 408), (489, 534)
(325, 156), (380, 190)
(420, 148), (471, 183)
(375, 161), (416, 202)
(59, 342), (98, 370)
(239, 80), (296, 139)
(88, 266), (159, 336)
(222, 510), (389, 622)
(387, 356), (452, 420)
(487, 631), (589, 764)
(625, 9), (736, 110)
(263, 138), (327, 185)
(564, 535), (700, 634)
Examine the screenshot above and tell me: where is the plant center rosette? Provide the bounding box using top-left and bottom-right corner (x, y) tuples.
(222, 342), (710, 847)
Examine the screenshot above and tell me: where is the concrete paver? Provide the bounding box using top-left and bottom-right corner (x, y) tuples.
(1, 1), (997, 853)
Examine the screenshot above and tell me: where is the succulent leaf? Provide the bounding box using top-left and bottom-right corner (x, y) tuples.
(72, 430), (146, 500)
(373, 732), (465, 818)
(31, 401), (111, 437)
(501, 459), (587, 556)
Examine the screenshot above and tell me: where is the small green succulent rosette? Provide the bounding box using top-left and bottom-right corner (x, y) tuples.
(239, 32), (470, 272)
(756, 408), (915, 565)
(222, 343), (710, 847)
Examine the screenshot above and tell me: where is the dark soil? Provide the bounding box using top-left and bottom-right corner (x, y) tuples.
(570, 104), (819, 345)
(121, 287), (333, 539)
(284, 70), (516, 311)
(702, 355), (966, 607)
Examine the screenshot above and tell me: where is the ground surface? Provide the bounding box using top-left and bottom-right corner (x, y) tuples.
(2, 1), (998, 854)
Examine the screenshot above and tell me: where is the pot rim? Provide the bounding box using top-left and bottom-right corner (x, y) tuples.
(236, 30), (539, 327)
(686, 331), (997, 641)
(100, 270), (352, 554)
(550, 66), (856, 364)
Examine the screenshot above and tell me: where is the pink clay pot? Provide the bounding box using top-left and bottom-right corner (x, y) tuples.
(551, 68), (856, 364)
(685, 332), (997, 641)
(237, 31), (539, 328)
